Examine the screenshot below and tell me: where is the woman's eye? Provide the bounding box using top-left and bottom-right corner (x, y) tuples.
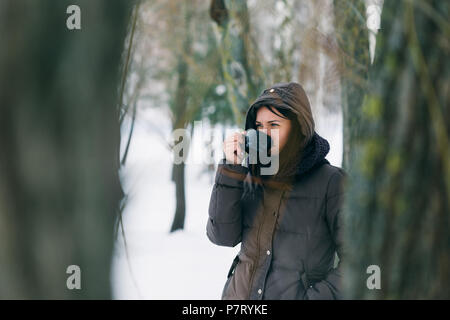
(255, 124), (262, 128)
(271, 123), (279, 126)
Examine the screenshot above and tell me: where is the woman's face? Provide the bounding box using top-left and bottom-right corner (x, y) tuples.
(255, 106), (292, 155)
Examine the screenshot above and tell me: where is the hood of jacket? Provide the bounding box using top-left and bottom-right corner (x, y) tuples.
(244, 82), (330, 179)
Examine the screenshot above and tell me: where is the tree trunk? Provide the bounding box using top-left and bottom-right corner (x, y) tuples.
(169, 3), (192, 233)
(343, 0), (450, 299)
(170, 162), (186, 232)
(0, 0), (133, 298)
(210, 0), (264, 126)
(333, 0), (370, 171)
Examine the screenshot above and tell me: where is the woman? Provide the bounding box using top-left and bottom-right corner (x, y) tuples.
(207, 82), (346, 300)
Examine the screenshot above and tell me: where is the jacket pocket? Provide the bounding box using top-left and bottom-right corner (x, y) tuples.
(293, 265), (309, 300)
(227, 254), (240, 278)
(221, 253), (240, 299)
(299, 269), (328, 300)
(297, 260), (318, 300)
(221, 275), (233, 299)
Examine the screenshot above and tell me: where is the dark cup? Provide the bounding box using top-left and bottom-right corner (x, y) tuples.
(243, 129), (272, 164)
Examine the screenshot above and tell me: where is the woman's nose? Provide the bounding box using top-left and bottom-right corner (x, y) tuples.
(258, 126), (271, 136)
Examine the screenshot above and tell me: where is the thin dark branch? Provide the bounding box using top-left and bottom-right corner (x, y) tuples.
(119, 2), (140, 125)
(121, 100), (137, 166)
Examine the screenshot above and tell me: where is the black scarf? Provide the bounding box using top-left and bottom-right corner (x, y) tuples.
(242, 132), (330, 200)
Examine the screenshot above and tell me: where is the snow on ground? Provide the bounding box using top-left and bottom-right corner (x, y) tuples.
(111, 106), (342, 300)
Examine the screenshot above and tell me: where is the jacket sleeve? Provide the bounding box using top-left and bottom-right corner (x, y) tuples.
(206, 159), (248, 247)
(304, 169), (347, 300)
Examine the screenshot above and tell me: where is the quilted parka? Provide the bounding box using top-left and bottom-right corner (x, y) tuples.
(206, 82), (347, 300)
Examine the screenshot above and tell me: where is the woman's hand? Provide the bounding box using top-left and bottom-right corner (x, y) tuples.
(223, 131), (246, 165)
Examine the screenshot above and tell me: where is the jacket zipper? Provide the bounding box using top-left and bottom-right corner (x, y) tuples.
(247, 207), (266, 299)
(247, 189), (285, 299)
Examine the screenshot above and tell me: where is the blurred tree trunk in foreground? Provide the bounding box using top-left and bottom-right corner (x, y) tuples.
(334, 0), (370, 171)
(210, 0), (264, 126)
(169, 3), (193, 233)
(343, 0), (450, 299)
(0, 0), (133, 298)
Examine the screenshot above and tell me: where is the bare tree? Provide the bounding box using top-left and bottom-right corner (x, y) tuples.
(210, 0), (264, 126)
(334, 0), (370, 170)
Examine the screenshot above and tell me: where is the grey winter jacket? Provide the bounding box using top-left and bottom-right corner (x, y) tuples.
(206, 134), (346, 300)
